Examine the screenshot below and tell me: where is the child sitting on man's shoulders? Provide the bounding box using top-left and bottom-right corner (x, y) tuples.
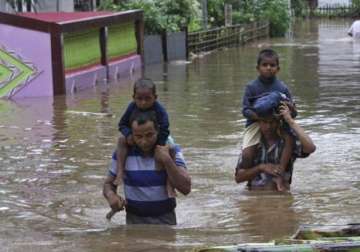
(241, 48), (297, 191)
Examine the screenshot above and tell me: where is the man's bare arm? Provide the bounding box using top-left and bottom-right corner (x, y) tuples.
(279, 102), (316, 154)
(235, 163), (279, 183)
(103, 176), (125, 212)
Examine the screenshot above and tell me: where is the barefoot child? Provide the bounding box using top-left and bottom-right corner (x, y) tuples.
(113, 78), (176, 196)
(241, 49), (297, 191)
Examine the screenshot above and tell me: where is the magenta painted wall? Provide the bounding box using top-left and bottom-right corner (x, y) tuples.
(0, 23), (53, 98)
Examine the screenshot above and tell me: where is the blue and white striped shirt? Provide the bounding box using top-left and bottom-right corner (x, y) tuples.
(109, 145), (186, 217)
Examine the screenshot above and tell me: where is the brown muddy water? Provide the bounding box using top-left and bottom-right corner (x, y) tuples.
(1, 19), (360, 252)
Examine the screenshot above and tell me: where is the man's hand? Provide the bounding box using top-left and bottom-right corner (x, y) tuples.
(104, 189), (126, 220)
(259, 163), (282, 177)
(108, 192), (125, 212)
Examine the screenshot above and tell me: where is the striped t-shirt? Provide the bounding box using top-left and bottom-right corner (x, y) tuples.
(109, 145), (186, 217)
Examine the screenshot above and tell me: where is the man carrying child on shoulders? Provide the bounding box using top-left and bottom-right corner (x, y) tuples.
(235, 102), (316, 191)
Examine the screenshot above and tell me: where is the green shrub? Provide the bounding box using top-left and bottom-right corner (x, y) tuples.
(232, 11), (255, 24)
(255, 0), (290, 37)
(99, 0), (201, 34)
(207, 0), (225, 27)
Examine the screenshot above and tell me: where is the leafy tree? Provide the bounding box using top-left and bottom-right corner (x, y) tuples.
(255, 0), (290, 36)
(99, 0), (201, 34)
(207, 0), (225, 27)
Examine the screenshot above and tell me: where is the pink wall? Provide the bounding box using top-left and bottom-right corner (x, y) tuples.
(0, 24), (53, 98)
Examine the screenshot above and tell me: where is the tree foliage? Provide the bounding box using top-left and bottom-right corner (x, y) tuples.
(99, 0), (201, 34)
(255, 0), (290, 36)
(99, 0), (290, 36)
(208, 0), (290, 36)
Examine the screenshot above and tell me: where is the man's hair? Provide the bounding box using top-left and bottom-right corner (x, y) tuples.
(133, 78), (156, 95)
(129, 110), (159, 131)
(258, 113), (284, 138)
(257, 48), (280, 66)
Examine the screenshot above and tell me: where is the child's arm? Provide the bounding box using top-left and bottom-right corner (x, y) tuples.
(242, 85), (260, 121)
(118, 102), (136, 138)
(154, 102), (170, 145)
(279, 131), (294, 174)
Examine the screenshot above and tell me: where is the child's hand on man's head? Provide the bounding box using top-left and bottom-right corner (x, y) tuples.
(284, 100), (295, 110)
(278, 102), (292, 122)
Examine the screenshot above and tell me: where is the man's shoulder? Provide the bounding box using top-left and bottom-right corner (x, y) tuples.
(170, 144), (187, 168)
(170, 144), (183, 155)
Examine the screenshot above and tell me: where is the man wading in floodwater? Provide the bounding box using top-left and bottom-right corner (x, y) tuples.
(235, 103), (316, 190)
(103, 110), (191, 225)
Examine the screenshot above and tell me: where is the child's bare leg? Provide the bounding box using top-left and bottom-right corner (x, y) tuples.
(272, 176), (287, 192)
(156, 144), (177, 198)
(279, 132), (294, 174)
(272, 132), (294, 191)
(113, 135), (128, 186)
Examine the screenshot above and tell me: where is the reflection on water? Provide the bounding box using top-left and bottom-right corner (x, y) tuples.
(1, 19), (360, 251)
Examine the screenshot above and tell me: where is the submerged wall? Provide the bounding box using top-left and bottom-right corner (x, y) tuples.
(0, 24), (53, 99)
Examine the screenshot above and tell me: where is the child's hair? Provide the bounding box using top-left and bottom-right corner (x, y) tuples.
(129, 110), (159, 131)
(133, 78), (156, 95)
(257, 48), (280, 66)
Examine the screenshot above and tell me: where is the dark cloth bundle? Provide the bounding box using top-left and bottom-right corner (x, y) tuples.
(252, 91), (289, 116)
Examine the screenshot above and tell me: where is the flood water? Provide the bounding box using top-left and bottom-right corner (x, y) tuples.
(1, 19), (360, 251)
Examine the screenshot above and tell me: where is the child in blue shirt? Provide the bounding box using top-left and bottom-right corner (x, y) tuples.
(241, 49), (297, 191)
(113, 78), (171, 186)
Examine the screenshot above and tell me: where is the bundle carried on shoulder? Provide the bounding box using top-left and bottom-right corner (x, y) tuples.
(252, 91), (289, 116)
